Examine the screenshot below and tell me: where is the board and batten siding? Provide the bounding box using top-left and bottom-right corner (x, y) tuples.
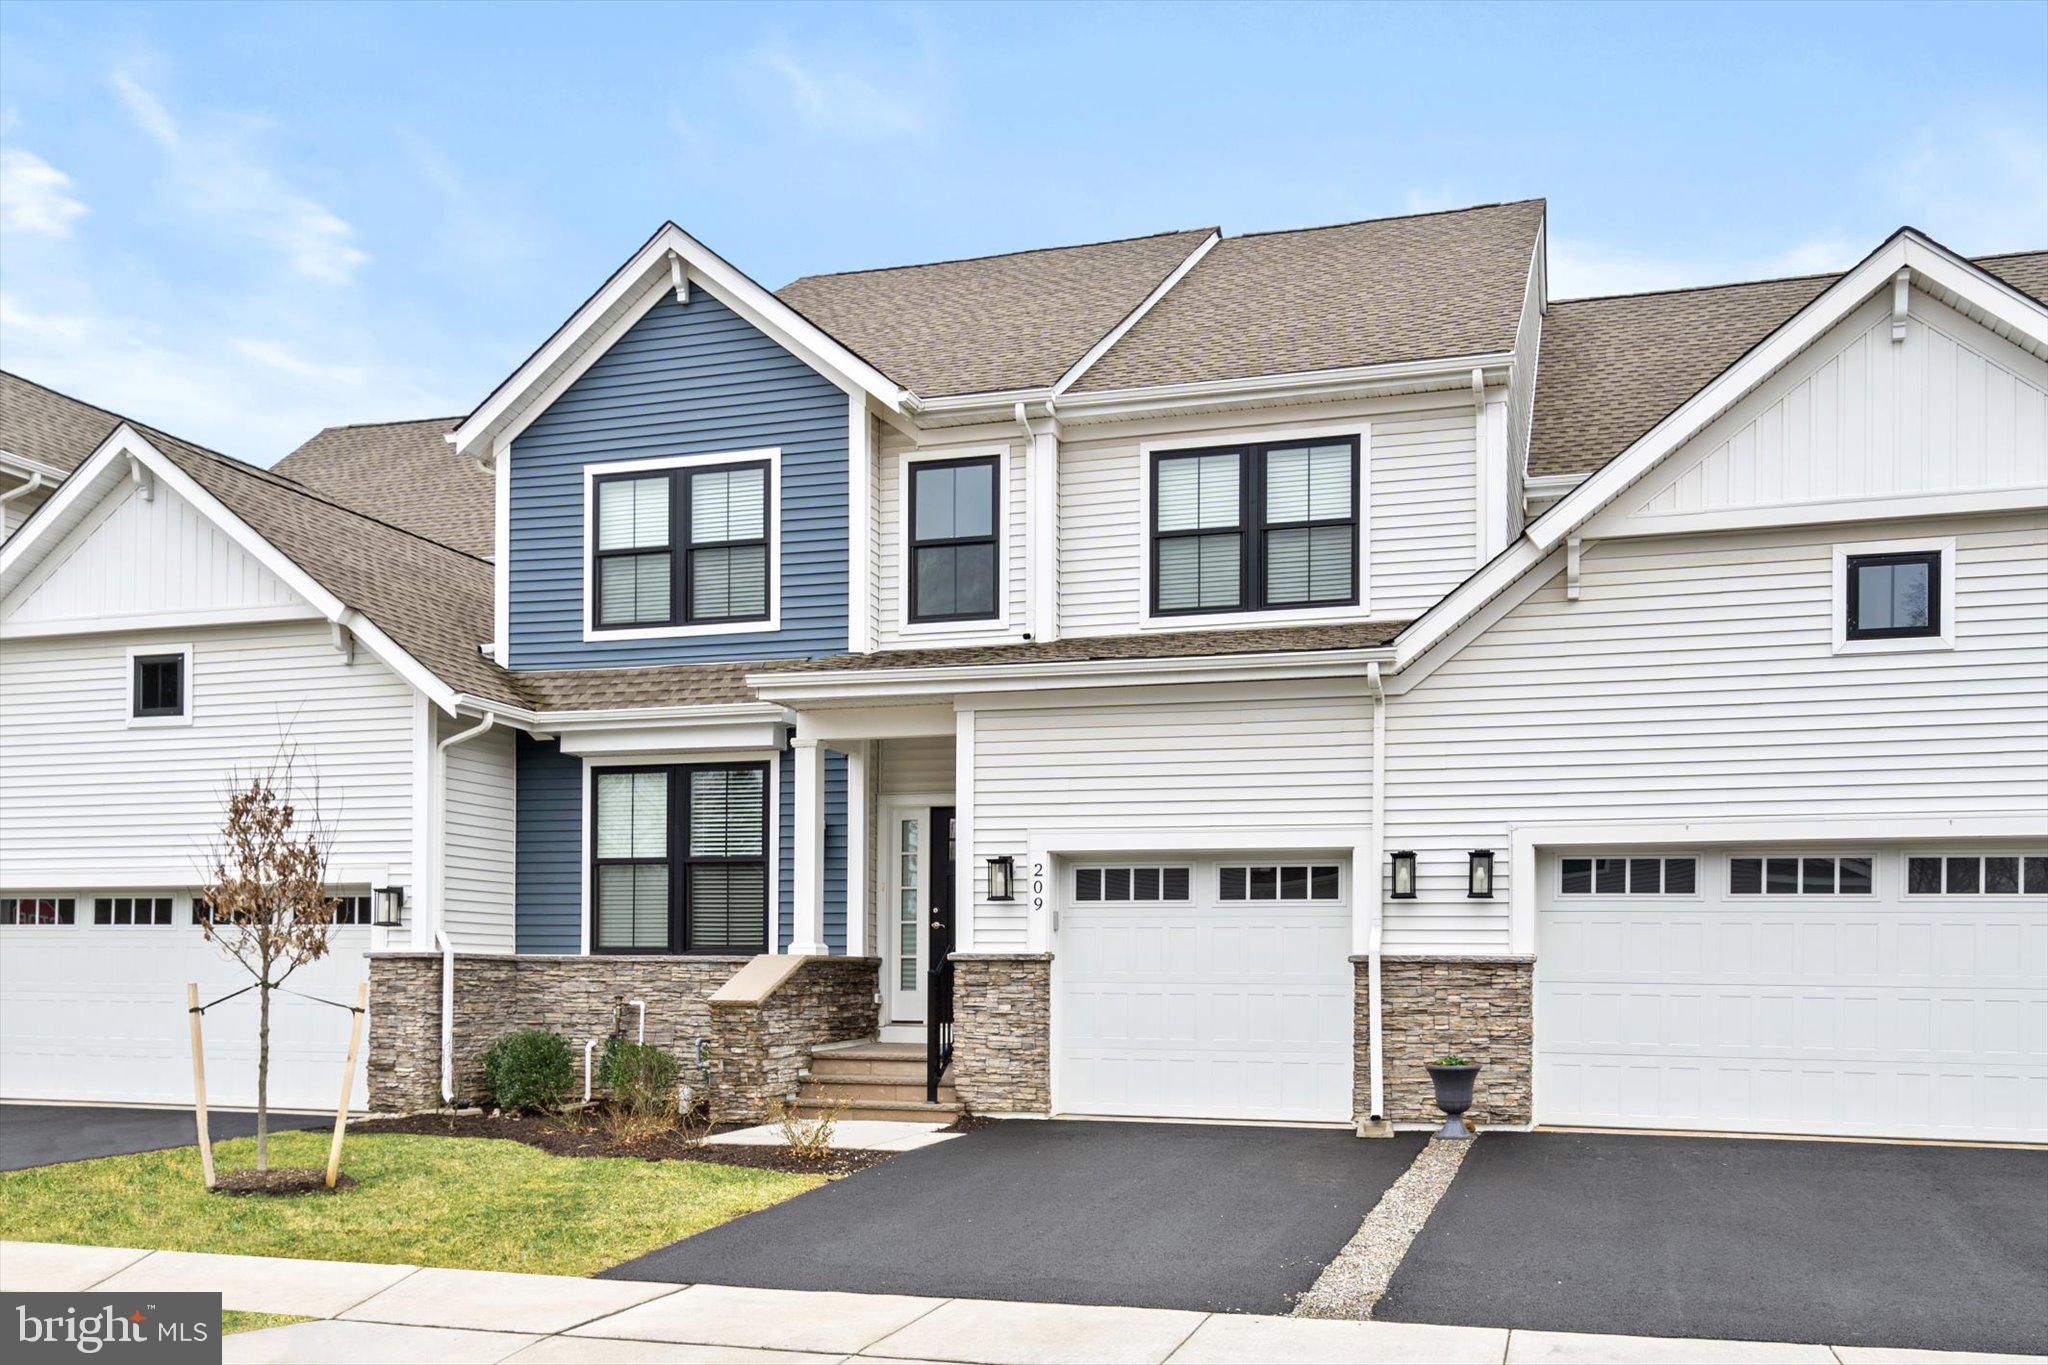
(0, 620), (416, 888)
(1055, 402), (1479, 635)
(441, 718), (516, 953)
(969, 679), (1372, 949)
(1382, 512), (2048, 954)
(506, 288), (850, 668)
(3, 480), (304, 630)
(1598, 290), (2048, 532)
(874, 433), (1028, 647)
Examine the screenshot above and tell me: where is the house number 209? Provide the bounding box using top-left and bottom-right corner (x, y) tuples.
(1031, 863), (1045, 912)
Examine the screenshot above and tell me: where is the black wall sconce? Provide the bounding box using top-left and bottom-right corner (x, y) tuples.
(372, 884), (407, 927)
(1389, 851), (1417, 899)
(1467, 850), (1496, 899)
(987, 855), (1017, 901)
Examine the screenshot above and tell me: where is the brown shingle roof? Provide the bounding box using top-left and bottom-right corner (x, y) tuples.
(1072, 200), (1546, 392)
(1, 370), (121, 475)
(274, 416), (489, 557)
(757, 621), (1407, 676)
(777, 229), (1215, 398)
(1529, 249), (2048, 479)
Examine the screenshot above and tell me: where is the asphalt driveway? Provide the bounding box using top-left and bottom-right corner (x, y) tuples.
(1377, 1130), (2048, 1356)
(605, 1119), (1426, 1314)
(0, 1104), (325, 1172)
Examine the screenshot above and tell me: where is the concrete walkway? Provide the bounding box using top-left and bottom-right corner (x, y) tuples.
(2, 1241), (2040, 1365)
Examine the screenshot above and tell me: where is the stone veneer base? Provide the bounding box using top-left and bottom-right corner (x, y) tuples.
(367, 952), (877, 1121)
(949, 953), (1051, 1114)
(1354, 954), (1534, 1126)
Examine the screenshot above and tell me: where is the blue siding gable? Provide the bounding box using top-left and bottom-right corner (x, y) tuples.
(507, 287), (850, 668)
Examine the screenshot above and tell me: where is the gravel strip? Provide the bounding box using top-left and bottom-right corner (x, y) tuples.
(1293, 1135), (1474, 1319)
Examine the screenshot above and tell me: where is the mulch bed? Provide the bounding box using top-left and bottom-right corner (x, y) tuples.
(353, 1110), (897, 1177)
(211, 1167), (358, 1196)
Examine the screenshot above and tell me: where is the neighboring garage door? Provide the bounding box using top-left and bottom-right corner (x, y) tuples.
(1058, 856), (1353, 1123)
(0, 894), (371, 1110)
(1537, 848), (2048, 1143)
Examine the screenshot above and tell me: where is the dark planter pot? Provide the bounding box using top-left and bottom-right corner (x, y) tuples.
(1425, 1062), (1482, 1139)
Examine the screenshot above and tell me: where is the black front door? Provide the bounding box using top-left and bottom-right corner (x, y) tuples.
(926, 806), (957, 1100)
(928, 806), (956, 968)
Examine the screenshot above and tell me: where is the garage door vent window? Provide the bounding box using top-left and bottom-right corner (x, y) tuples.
(1907, 855), (2048, 896)
(1074, 866), (1192, 902)
(1560, 856), (1698, 896)
(1729, 855), (1873, 895)
(1, 897), (76, 925)
(94, 896), (172, 925)
(1218, 864), (1341, 901)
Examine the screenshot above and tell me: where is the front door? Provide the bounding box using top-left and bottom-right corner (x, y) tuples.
(886, 804), (955, 1025)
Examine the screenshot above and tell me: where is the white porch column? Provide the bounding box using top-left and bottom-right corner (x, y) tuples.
(843, 740), (870, 957)
(954, 705), (975, 952)
(789, 737), (830, 955)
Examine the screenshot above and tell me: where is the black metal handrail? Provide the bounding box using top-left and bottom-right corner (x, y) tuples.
(926, 955), (955, 1103)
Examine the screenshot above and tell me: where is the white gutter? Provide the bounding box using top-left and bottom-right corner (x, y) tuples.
(1364, 662), (1387, 1129)
(0, 470), (44, 513)
(433, 711), (497, 1105)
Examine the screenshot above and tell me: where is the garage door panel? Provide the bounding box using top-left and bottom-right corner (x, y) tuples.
(1540, 853), (2047, 1142)
(1058, 856), (1352, 1123)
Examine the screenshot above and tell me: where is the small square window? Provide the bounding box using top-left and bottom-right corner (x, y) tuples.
(1310, 865), (1340, 900)
(1946, 857), (1982, 895)
(133, 652), (186, 719)
(1664, 858), (1698, 895)
(1846, 551), (1940, 641)
(1076, 868), (1102, 901)
(1907, 857), (1943, 895)
(2025, 857), (2048, 895)
(1218, 867), (1247, 901)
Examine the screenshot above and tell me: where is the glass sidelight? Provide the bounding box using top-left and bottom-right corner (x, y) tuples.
(898, 817), (921, 991)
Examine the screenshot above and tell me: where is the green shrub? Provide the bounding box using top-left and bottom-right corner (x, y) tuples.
(598, 1037), (682, 1120)
(481, 1028), (576, 1113)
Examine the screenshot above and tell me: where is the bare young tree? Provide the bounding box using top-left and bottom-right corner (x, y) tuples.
(199, 747), (337, 1174)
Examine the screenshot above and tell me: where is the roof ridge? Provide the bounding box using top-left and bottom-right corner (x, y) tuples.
(782, 226), (1217, 285)
(1226, 197), (1547, 243)
(305, 415), (462, 434)
(1, 370), (489, 566)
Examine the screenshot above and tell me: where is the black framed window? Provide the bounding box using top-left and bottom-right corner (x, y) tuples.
(909, 456), (999, 622)
(133, 653), (185, 718)
(1846, 550), (1939, 640)
(592, 462), (770, 630)
(592, 762), (768, 954)
(1559, 856), (1699, 896)
(1152, 438), (1357, 616)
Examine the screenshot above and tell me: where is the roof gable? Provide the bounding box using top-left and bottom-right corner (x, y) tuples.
(275, 416), (487, 557)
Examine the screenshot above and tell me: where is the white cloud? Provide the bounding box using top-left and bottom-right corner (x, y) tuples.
(110, 68), (369, 286)
(0, 147), (89, 237)
(751, 39), (928, 139)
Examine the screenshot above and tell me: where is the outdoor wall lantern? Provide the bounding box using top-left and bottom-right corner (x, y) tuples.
(372, 885), (407, 927)
(1467, 850), (1496, 899)
(987, 855), (1017, 901)
(1389, 851), (1418, 899)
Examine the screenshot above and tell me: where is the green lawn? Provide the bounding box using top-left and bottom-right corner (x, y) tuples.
(222, 1312), (311, 1335)
(0, 1131), (819, 1277)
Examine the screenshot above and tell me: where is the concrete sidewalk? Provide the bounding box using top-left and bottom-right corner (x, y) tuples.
(2, 1241), (2040, 1365)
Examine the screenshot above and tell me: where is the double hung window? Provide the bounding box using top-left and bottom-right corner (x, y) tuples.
(1152, 438), (1358, 615)
(592, 461), (770, 630)
(909, 456), (999, 622)
(592, 763), (769, 954)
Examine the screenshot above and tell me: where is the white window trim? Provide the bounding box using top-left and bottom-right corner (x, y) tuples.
(125, 642), (193, 728)
(1136, 420), (1372, 631)
(1553, 852), (1705, 902)
(1899, 850), (2048, 899)
(1726, 851), (1881, 898)
(580, 448), (782, 643)
(896, 443), (1011, 637)
(1831, 535), (1956, 655)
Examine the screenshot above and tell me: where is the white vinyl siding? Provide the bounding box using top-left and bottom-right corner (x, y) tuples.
(880, 735), (955, 799)
(3, 480), (304, 630)
(0, 620), (418, 889)
(971, 678), (1371, 949)
(1369, 408), (1480, 616)
(1384, 513), (2048, 954)
(874, 436), (1026, 647)
(441, 717), (516, 952)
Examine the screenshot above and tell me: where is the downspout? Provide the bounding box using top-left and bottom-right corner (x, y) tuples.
(1365, 663), (1388, 1132)
(0, 470), (45, 513)
(433, 711), (498, 1105)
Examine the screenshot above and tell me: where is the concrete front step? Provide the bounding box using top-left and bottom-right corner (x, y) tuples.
(807, 1054), (931, 1080)
(798, 1077), (953, 1105)
(789, 1094), (963, 1122)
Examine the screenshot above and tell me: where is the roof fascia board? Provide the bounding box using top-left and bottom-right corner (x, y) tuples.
(0, 450), (68, 483)
(1050, 230), (1222, 396)
(1390, 229), (2048, 671)
(1054, 352), (1515, 423)
(748, 646), (1389, 704)
(452, 223), (911, 457)
(0, 424), (141, 584)
(450, 694), (787, 733)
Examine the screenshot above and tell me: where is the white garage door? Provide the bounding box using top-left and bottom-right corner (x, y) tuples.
(0, 894), (371, 1110)
(1058, 856), (1353, 1123)
(1538, 848), (2048, 1143)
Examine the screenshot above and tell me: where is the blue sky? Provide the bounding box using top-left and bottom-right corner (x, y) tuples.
(2, 0), (2044, 461)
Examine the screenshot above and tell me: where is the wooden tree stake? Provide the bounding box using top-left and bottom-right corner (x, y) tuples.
(186, 982), (216, 1190)
(325, 981), (368, 1190)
